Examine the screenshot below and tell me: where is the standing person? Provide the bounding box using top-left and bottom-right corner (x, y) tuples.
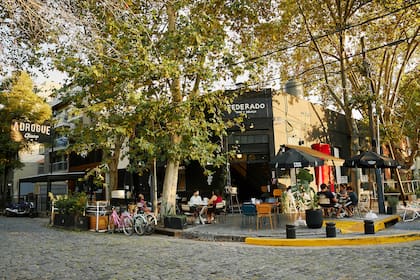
(205, 190), (223, 224)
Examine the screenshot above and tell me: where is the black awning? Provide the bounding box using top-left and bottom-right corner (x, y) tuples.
(19, 172), (85, 183)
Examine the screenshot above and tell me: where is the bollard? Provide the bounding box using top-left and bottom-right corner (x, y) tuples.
(286, 224), (296, 239)
(326, 222), (336, 238)
(364, 220), (375, 234)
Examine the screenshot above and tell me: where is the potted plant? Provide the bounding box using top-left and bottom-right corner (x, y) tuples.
(53, 192), (88, 230)
(286, 169), (323, 229)
(386, 195), (399, 215)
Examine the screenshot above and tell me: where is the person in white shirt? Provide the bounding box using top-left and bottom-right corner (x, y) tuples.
(189, 190), (203, 205)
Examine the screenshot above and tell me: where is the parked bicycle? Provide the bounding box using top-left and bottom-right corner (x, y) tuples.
(108, 207), (134, 236)
(133, 211), (157, 236)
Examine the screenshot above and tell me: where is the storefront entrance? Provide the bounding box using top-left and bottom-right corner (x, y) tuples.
(230, 161), (270, 202)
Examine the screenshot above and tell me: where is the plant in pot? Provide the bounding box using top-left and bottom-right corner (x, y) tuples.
(53, 192), (88, 229)
(288, 168), (323, 228)
(386, 195), (399, 215)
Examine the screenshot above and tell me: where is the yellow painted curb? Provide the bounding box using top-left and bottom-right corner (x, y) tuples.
(245, 232), (420, 247)
(323, 215), (401, 234)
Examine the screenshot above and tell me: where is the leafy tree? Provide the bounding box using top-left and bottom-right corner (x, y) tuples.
(0, 71), (51, 205)
(0, 0), (59, 76)
(49, 1), (275, 214)
(257, 0), (418, 170)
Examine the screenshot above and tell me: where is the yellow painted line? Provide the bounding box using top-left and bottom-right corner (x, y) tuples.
(245, 232), (420, 247)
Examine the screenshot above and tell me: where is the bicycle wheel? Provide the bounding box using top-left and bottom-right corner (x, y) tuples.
(134, 216), (146, 236)
(122, 216), (134, 236)
(144, 214), (156, 235)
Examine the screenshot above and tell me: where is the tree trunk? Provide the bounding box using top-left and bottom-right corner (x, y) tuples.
(104, 138), (122, 201)
(161, 159), (179, 216)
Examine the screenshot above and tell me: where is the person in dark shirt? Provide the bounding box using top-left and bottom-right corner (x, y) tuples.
(317, 183), (343, 217)
(317, 183), (337, 205)
(344, 186), (358, 217)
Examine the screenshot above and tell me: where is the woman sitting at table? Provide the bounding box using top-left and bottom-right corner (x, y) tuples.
(205, 190), (223, 224)
(137, 193), (151, 213)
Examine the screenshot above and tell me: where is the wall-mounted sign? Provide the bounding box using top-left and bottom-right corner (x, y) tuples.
(12, 121), (51, 143)
(227, 97), (273, 118)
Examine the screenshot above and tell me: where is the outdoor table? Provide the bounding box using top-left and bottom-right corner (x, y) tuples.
(188, 202), (208, 224)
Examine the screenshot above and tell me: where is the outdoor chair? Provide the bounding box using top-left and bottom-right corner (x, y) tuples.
(273, 189), (283, 214)
(401, 202), (420, 222)
(256, 203), (274, 230)
(181, 204), (196, 225)
(214, 200), (227, 223)
(241, 203), (257, 228)
(318, 195), (334, 217)
(354, 191), (370, 218)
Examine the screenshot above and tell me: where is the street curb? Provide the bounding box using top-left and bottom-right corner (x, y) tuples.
(324, 214), (400, 234)
(244, 232), (420, 246)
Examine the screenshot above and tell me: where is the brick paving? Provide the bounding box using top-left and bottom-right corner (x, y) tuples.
(0, 216), (419, 280)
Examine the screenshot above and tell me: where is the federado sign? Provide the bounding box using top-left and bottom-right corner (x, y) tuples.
(227, 97), (272, 118)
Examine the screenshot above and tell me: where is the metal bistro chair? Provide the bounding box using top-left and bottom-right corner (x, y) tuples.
(241, 203), (257, 228)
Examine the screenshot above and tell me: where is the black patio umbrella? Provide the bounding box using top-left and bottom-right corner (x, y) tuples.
(272, 148), (324, 169)
(343, 151), (401, 169)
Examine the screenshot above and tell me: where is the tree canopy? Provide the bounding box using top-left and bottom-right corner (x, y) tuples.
(0, 71), (52, 204)
(2, 0), (419, 209)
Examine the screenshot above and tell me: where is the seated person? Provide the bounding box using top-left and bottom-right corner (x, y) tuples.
(317, 183), (343, 217)
(337, 183), (347, 199)
(344, 186), (358, 217)
(205, 190), (223, 224)
(189, 190), (203, 205)
(136, 193), (151, 213)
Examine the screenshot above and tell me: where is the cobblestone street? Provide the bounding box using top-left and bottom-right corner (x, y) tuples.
(0, 216), (419, 280)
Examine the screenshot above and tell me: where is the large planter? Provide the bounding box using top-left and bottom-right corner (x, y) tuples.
(164, 215), (187, 229)
(89, 216), (108, 231)
(53, 213), (75, 227)
(53, 214), (80, 228)
(386, 206), (397, 215)
(75, 216), (90, 230)
(53, 213), (66, 227)
(305, 209), (324, 229)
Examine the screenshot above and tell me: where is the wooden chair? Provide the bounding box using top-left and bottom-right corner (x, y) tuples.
(273, 189), (283, 214)
(318, 194), (334, 217)
(181, 204), (196, 225)
(261, 185), (268, 193)
(256, 203), (274, 230)
(215, 200), (227, 223)
(273, 189), (282, 199)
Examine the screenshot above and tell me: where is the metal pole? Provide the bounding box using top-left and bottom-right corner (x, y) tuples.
(152, 158), (158, 216)
(226, 135), (231, 186)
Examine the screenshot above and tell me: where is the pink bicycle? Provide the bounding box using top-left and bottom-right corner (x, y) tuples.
(108, 207), (134, 236)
